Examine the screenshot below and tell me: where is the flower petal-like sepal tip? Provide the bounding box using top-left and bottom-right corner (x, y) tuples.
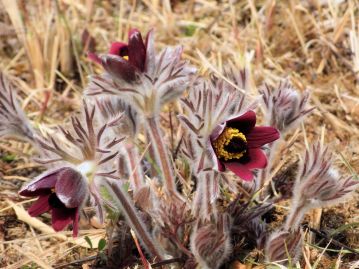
(28, 194), (51, 217)
(109, 42), (128, 56)
(101, 54), (138, 83)
(211, 110), (280, 181)
(128, 29), (146, 71)
(227, 110), (256, 133)
(88, 42), (128, 64)
(88, 52), (101, 64)
(19, 167), (87, 237)
(19, 169), (59, 197)
(246, 126), (280, 148)
(55, 167), (88, 208)
(225, 162), (254, 181)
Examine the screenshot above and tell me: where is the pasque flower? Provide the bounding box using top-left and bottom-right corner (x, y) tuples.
(180, 71), (258, 220)
(19, 167), (88, 237)
(89, 29), (147, 83)
(88, 28), (195, 203)
(211, 110), (279, 181)
(18, 103), (122, 237)
(87, 28), (195, 116)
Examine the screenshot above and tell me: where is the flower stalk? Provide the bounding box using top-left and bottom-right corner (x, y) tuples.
(123, 145), (145, 192)
(256, 141), (277, 194)
(192, 171), (219, 220)
(104, 179), (164, 260)
(284, 203), (306, 231)
(146, 116), (184, 202)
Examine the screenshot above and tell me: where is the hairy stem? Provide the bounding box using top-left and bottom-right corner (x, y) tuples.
(169, 233), (194, 258)
(193, 172), (217, 220)
(257, 141), (277, 197)
(124, 145), (145, 192)
(146, 117), (184, 202)
(284, 203), (306, 231)
(104, 180), (164, 260)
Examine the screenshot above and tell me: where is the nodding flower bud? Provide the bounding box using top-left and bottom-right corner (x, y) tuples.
(190, 215), (232, 269)
(285, 142), (359, 230)
(95, 96), (139, 137)
(19, 167), (88, 237)
(260, 80), (314, 134)
(0, 72), (35, 143)
(265, 229), (302, 265)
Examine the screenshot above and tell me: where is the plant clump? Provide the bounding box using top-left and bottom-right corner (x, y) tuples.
(0, 27), (358, 269)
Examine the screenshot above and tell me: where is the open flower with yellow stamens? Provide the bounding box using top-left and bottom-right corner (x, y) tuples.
(211, 110), (280, 181)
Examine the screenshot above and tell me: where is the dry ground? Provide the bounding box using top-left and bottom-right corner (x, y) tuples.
(0, 0), (358, 268)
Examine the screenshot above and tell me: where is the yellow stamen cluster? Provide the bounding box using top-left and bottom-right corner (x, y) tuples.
(212, 127), (247, 161)
(123, 55), (129, 61)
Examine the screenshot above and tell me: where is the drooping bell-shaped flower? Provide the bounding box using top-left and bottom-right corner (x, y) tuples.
(87, 28), (196, 117)
(19, 167), (88, 237)
(89, 29), (147, 83)
(21, 103), (122, 236)
(210, 110), (280, 181)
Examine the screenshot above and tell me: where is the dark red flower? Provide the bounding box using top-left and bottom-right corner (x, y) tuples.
(211, 110), (280, 181)
(89, 29), (148, 82)
(19, 167), (88, 237)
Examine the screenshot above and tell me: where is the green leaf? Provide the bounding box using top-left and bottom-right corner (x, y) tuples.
(329, 222), (359, 236)
(98, 238), (106, 251)
(307, 243), (359, 254)
(99, 185), (122, 220)
(339, 152), (358, 180)
(122, 181), (130, 192)
(84, 235), (93, 249)
(144, 151), (161, 176)
(100, 185), (118, 204)
(184, 25), (196, 36)
(2, 154), (16, 162)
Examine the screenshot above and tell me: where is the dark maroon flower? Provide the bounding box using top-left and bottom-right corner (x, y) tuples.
(89, 29), (148, 82)
(211, 110), (280, 181)
(19, 167), (88, 237)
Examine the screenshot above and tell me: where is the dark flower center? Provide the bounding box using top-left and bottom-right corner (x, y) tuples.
(224, 136), (247, 153)
(119, 47), (129, 58)
(48, 193), (65, 208)
(213, 127), (247, 161)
